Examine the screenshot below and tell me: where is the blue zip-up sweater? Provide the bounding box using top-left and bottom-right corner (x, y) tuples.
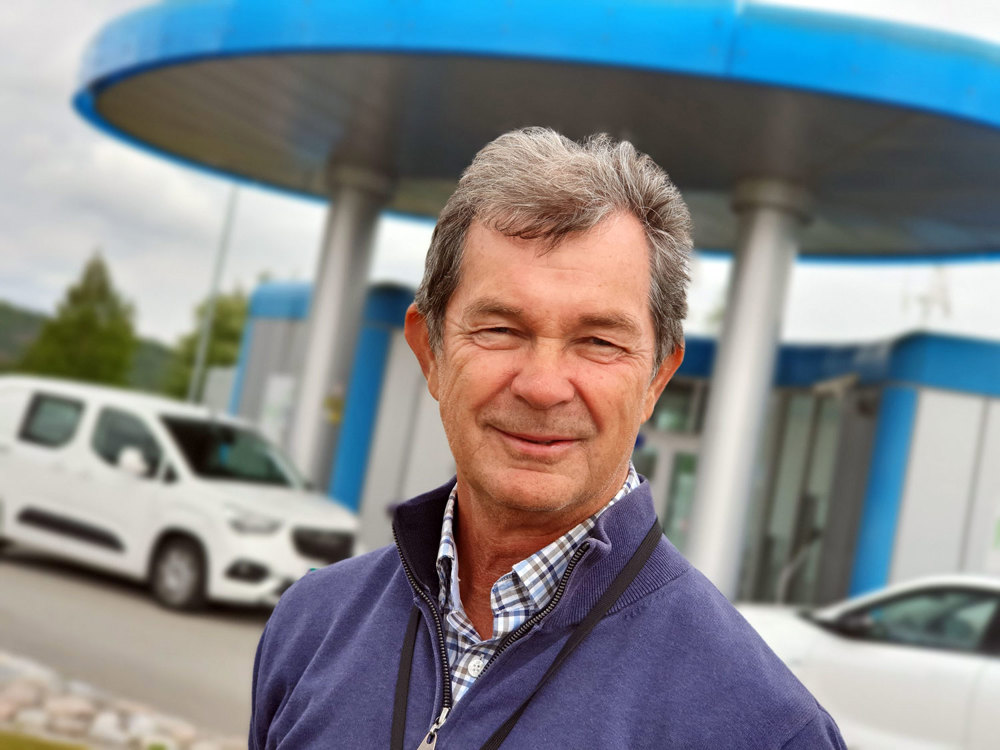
(250, 478), (846, 749)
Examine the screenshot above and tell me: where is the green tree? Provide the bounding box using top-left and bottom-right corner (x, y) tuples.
(18, 252), (137, 385)
(163, 288), (248, 399)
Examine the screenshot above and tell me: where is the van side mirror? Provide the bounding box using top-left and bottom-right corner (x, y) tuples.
(118, 447), (149, 477)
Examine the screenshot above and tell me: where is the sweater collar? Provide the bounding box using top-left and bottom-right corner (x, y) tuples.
(392, 476), (692, 627)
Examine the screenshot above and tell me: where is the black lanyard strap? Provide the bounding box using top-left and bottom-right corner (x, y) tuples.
(392, 606), (422, 750)
(391, 518), (663, 750)
(479, 518), (662, 750)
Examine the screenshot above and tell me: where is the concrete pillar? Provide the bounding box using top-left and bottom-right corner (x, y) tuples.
(287, 167), (392, 490)
(686, 178), (811, 599)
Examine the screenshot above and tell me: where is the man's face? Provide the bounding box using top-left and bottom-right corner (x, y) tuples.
(407, 213), (682, 524)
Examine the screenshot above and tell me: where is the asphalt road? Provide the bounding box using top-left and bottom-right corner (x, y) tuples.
(0, 546), (271, 737)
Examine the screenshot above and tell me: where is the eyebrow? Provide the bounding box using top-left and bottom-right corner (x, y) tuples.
(464, 298), (642, 338)
(464, 299), (524, 320)
(578, 313), (643, 336)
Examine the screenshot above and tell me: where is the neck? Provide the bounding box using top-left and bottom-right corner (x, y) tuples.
(453, 470), (627, 639)
(455, 508), (575, 640)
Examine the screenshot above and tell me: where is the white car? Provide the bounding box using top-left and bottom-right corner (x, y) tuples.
(739, 575), (1000, 750)
(0, 375), (357, 610)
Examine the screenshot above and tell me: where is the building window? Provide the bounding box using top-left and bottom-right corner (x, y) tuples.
(651, 380), (704, 434)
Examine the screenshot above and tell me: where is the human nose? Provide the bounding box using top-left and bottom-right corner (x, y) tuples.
(509, 342), (575, 409)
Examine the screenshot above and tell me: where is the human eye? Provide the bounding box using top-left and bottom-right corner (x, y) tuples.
(472, 326), (520, 347)
(580, 336), (624, 360)
(588, 337), (617, 348)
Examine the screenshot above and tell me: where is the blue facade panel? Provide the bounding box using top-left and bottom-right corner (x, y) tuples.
(329, 285), (414, 510)
(848, 385), (919, 595)
(889, 334), (1000, 398)
(678, 331), (1000, 397)
(228, 319), (255, 415)
(676, 337), (715, 379)
(329, 324), (394, 510)
(229, 282), (313, 416)
(248, 281), (312, 320)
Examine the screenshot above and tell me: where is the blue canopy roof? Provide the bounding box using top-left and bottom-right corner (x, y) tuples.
(75, 1), (1000, 259)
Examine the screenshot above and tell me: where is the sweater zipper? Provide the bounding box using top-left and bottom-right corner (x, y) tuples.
(480, 541), (590, 676)
(393, 527), (453, 746)
(393, 533), (590, 745)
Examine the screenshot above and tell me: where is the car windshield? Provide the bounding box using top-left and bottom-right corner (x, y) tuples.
(160, 415), (306, 489)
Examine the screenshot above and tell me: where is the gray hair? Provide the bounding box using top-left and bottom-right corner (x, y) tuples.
(414, 127), (692, 366)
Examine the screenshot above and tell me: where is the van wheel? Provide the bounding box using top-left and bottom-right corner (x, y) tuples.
(150, 537), (206, 611)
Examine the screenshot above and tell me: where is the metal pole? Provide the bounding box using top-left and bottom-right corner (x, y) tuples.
(686, 178), (811, 599)
(187, 185), (239, 403)
(286, 167), (391, 488)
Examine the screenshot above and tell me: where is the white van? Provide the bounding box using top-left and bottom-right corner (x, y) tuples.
(0, 375), (357, 610)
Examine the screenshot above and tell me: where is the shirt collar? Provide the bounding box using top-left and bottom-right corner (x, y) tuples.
(435, 463), (640, 610)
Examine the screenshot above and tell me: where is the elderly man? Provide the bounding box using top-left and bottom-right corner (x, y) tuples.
(250, 129), (845, 749)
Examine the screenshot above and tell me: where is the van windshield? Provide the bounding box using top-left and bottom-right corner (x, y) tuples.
(160, 416), (305, 489)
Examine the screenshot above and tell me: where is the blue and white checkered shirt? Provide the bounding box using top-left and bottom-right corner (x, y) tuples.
(435, 464), (640, 704)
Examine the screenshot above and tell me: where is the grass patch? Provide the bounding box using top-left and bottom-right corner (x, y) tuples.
(0, 731), (87, 750)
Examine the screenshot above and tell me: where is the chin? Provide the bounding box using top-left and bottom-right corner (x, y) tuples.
(480, 468), (588, 515)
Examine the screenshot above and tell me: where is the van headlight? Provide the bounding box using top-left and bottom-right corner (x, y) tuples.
(225, 505), (283, 534)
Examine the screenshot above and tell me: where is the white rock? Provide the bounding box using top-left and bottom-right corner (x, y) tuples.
(159, 717), (198, 744)
(11, 658), (59, 687)
(0, 661), (21, 682)
(0, 651), (236, 750)
(0, 680), (44, 709)
(14, 706), (49, 732)
(66, 679), (104, 701)
(115, 698), (154, 715)
(126, 712), (159, 739)
(45, 694), (96, 718)
(90, 710), (129, 746)
(50, 714), (90, 737)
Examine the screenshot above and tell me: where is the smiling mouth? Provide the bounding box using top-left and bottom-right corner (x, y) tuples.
(497, 429), (577, 446)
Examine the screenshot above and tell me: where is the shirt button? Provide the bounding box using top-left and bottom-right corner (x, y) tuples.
(468, 657), (485, 677)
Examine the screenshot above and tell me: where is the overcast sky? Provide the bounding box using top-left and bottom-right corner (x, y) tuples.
(3, 1), (1000, 346)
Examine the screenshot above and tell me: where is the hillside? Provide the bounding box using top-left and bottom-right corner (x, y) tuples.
(0, 300), (42, 370)
(0, 300), (174, 392)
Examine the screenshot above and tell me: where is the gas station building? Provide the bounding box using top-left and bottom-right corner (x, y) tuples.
(76, 1), (1000, 602)
(229, 281), (1000, 605)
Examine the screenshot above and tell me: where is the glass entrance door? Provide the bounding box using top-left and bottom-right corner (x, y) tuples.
(743, 391), (843, 604)
(635, 429), (700, 555)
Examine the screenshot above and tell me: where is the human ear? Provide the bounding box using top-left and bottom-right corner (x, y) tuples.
(642, 345), (685, 422)
(404, 303), (440, 400)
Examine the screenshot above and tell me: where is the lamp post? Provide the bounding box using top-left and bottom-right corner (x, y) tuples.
(187, 185), (239, 403)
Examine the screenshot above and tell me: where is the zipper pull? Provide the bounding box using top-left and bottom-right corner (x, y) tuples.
(416, 706), (450, 749)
